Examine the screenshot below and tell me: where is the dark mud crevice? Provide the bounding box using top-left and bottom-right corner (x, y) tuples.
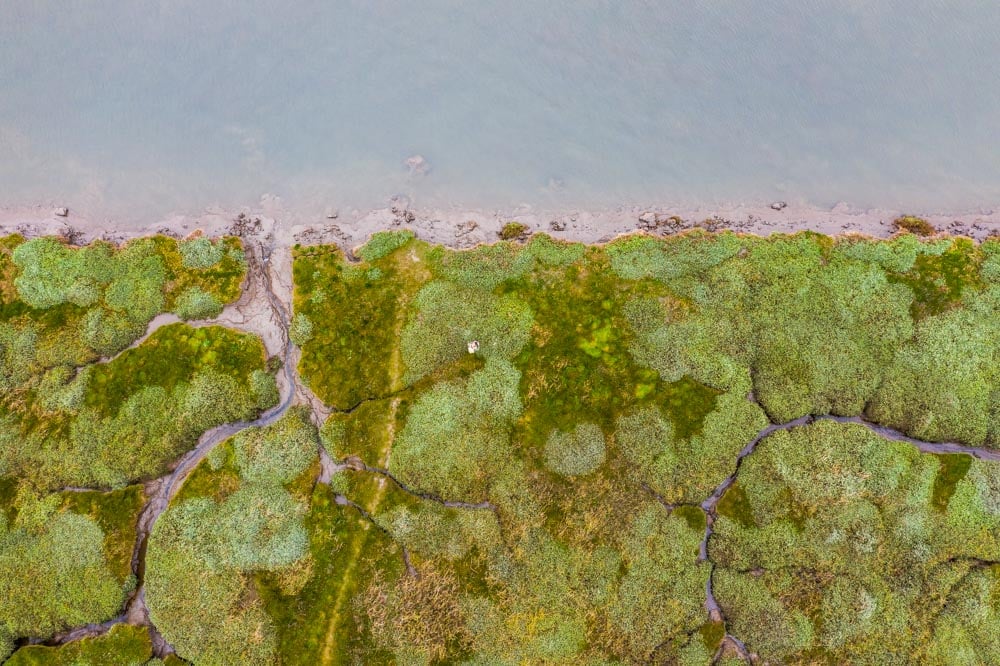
(341, 456), (497, 512)
(335, 493), (418, 576)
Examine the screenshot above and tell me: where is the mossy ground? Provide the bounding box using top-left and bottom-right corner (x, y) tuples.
(284, 230), (1000, 664)
(0, 234), (269, 657)
(4, 623), (154, 665)
(4, 229), (1000, 663)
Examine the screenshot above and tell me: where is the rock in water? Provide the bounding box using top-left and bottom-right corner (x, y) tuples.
(405, 154), (430, 176)
(770, 201), (788, 211)
(54, 207), (69, 217)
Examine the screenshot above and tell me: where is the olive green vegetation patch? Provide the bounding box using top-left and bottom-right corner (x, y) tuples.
(259, 484), (403, 665)
(292, 241), (427, 409)
(0, 321), (276, 489)
(931, 453), (974, 512)
(60, 485), (145, 583)
(84, 323), (267, 416)
(888, 236), (984, 319)
(145, 409), (321, 666)
(4, 623), (153, 666)
(711, 420), (1000, 664)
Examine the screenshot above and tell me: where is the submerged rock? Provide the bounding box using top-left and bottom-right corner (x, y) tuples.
(404, 154), (430, 176)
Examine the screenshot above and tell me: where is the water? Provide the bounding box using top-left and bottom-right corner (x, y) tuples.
(2, 1), (999, 220)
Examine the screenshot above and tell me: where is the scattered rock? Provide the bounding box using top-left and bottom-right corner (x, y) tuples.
(230, 212), (263, 237)
(390, 207), (415, 225)
(549, 219), (567, 232)
(326, 209), (339, 220)
(54, 207), (69, 217)
(455, 220), (478, 237)
(294, 224), (347, 244)
(637, 211), (657, 229)
(770, 201), (788, 211)
(656, 214), (686, 231)
(60, 226), (86, 245)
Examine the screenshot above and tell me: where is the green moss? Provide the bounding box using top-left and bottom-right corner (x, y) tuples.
(293, 244), (419, 409)
(893, 215), (936, 236)
(931, 454), (973, 512)
(889, 237), (983, 319)
(4, 623), (153, 665)
(499, 221), (529, 241)
(59, 485), (145, 583)
(84, 323), (266, 415)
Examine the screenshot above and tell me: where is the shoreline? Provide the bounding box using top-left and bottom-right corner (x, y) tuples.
(1, 201), (998, 250)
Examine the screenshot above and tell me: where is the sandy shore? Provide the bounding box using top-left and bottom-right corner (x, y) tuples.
(1, 201), (998, 251)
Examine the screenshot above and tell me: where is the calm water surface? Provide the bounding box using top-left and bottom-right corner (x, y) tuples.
(2, 1), (999, 218)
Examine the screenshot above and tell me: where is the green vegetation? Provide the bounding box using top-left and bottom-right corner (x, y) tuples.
(286, 229), (1000, 663)
(894, 214), (937, 236)
(0, 322), (276, 489)
(498, 221), (529, 240)
(712, 420), (1000, 664)
(146, 408), (320, 665)
(0, 233), (263, 657)
(4, 624), (153, 665)
(0, 492), (134, 654)
(6, 229), (1000, 663)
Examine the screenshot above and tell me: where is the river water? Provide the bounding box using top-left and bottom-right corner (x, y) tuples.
(2, 1), (999, 219)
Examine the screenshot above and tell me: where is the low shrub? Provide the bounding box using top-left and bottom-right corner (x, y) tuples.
(499, 221), (529, 241)
(893, 215), (936, 236)
(178, 237), (224, 269)
(543, 423), (606, 477)
(172, 286), (223, 320)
